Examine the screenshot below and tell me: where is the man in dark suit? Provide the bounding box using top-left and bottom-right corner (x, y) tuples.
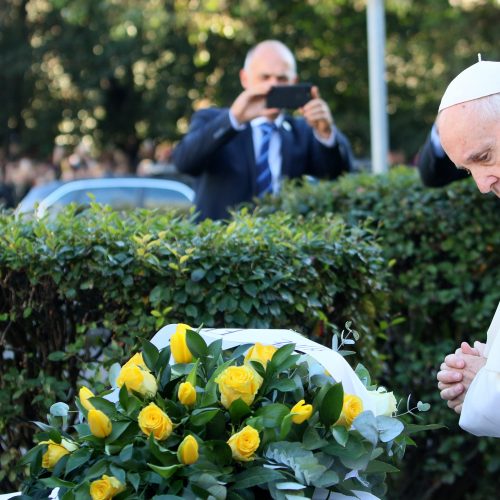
(417, 123), (469, 187)
(172, 40), (354, 221)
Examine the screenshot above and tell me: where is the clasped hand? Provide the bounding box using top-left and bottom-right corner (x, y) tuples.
(436, 341), (487, 414)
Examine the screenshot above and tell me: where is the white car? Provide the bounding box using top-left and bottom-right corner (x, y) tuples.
(17, 177), (195, 217)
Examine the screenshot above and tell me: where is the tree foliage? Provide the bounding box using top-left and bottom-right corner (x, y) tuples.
(1, 0), (500, 161)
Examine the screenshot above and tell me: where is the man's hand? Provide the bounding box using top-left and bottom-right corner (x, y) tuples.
(300, 86), (334, 139)
(437, 342), (487, 414)
(230, 83), (278, 124)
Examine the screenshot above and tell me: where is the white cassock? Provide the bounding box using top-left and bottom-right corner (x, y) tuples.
(459, 302), (500, 437)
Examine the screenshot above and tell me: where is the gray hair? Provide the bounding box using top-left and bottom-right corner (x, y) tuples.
(243, 40), (297, 75)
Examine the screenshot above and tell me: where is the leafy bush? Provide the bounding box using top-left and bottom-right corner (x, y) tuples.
(0, 206), (389, 491)
(258, 168), (500, 499)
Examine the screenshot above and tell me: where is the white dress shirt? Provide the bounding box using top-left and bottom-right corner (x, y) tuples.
(229, 111), (335, 194)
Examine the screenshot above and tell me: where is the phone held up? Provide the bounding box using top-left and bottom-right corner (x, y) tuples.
(266, 83), (313, 109)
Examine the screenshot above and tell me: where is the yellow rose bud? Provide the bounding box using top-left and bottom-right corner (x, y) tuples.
(90, 474), (126, 500)
(79, 386), (95, 411)
(40, 440), (71, 470)
(116, 364), (157, 397)
(177, 435), (199, 465)
(244, 343), (278, 369)
(335, 394), (364, 429)
(227, 425), (260, 462)
(290, 399), (313, 424)
(170, 323), (193, 363)
(215, 365), (261, 409)
(178, 381), (196, 406)
(138, 402), (173, 440)
(122, 352), (147, 370)
(88, 409), (113, 438)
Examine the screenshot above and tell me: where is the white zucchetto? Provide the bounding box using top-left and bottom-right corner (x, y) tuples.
(439, 60), (500, 111)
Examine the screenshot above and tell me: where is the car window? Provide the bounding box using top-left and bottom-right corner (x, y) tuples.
(143, 188), (192, 210)
(85, 187), (140, 210)
(49, 187), (140, 211)
(50, 190), (84, 212)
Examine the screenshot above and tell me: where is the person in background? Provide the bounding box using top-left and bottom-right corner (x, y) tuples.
(416, 122), (469, 187)
(435, 59), (500, 438)
(172, 39), (354, 221)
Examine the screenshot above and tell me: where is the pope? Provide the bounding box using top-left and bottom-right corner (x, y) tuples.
(435, 57), (500, 438)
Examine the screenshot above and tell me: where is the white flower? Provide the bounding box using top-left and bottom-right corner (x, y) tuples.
(369, 387), (397, 416)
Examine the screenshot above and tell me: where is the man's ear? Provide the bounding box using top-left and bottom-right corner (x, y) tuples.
(239, 69), (248, 89)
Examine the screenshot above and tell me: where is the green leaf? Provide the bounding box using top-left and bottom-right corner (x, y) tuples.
(107, 420), (136, 443)
(140, 338), (160, 371)
(364, 459), (400, 474)
(353, 411), (378, 446)
(232, 466), (286, 489)
(191, 268), (206, 281)
(279, 413), (294, 440)
(376, 415), (404, 442)
(268, 378), (297, 393)
(65, 448), (92, 474)
(269, 343), (296, 370)
(190, 408), (221, 426)
(229, 398), (252, 424)
(50, 402), (69, 417)
(254, 403), (290, 428)
(319, 382), (344, 427)
(331, 425), (349, 447)
(186, 329), (208, 358)
(88, 397), (118, 416)
(302, 426), (329, 451)
(40, 477), (76, 488)
(148, 462), (183, 479)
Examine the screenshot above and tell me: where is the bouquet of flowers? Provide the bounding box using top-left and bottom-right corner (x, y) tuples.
(20, 324), (432, 500)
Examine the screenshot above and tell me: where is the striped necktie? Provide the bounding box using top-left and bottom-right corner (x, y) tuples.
(255, 122), (277, 197)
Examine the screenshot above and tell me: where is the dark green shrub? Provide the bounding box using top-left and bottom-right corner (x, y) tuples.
(0, 205), (388, 491)
(258, 168), (500, 499)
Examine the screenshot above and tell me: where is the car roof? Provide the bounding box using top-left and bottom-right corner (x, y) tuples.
(17, 176), (195, 215)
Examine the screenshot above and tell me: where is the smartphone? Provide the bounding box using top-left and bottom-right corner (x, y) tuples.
(266, 83), (313, 109)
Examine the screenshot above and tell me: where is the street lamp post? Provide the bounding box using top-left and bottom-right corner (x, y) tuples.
(367, 0), (389, 174)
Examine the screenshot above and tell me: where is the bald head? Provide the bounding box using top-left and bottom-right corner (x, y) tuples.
(243, 40), (297, 76)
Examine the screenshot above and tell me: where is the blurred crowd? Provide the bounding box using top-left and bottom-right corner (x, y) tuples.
(0, 139), (181, 209)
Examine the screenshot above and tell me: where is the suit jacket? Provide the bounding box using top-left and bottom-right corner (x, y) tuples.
(172, 108), (354, 220)
(417, 132), (468, 187)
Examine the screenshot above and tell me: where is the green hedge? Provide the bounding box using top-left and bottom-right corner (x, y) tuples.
(0, 206), (389, 491)
(257, 168), (500, 500)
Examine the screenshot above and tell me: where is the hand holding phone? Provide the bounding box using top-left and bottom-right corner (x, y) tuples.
(266, 83), (313, 109)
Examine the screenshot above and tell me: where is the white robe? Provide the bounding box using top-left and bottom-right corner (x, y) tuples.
(459, 302), (500, 437)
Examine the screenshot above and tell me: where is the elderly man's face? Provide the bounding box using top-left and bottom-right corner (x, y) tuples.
(438, 101), (500, 197)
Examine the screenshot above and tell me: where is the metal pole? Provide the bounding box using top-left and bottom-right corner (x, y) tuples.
(367, 0), (389, 174)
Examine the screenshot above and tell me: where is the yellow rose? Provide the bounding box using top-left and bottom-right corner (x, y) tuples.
(227, 425), (260, 462)
(178, 381), (196, 406)
(40, 440), (71, 470)
(138, 402), (173, 440)
(170, 323), (193, 363)
(335, 394), (364, 429)
(122, 352), (147, 370)
(79, 386), (95, 411)
(244, 343), (278, 369)
(116, 364), (157, 397)
(90, 474), (126, 500)
(88, 409), (113, 438)
(215, 365), (261, 409)
(290, 399), (313, 424)
(177, 435), (199, 465)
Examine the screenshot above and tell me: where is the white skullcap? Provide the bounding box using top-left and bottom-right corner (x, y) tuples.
(438, 60), (500, 111)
